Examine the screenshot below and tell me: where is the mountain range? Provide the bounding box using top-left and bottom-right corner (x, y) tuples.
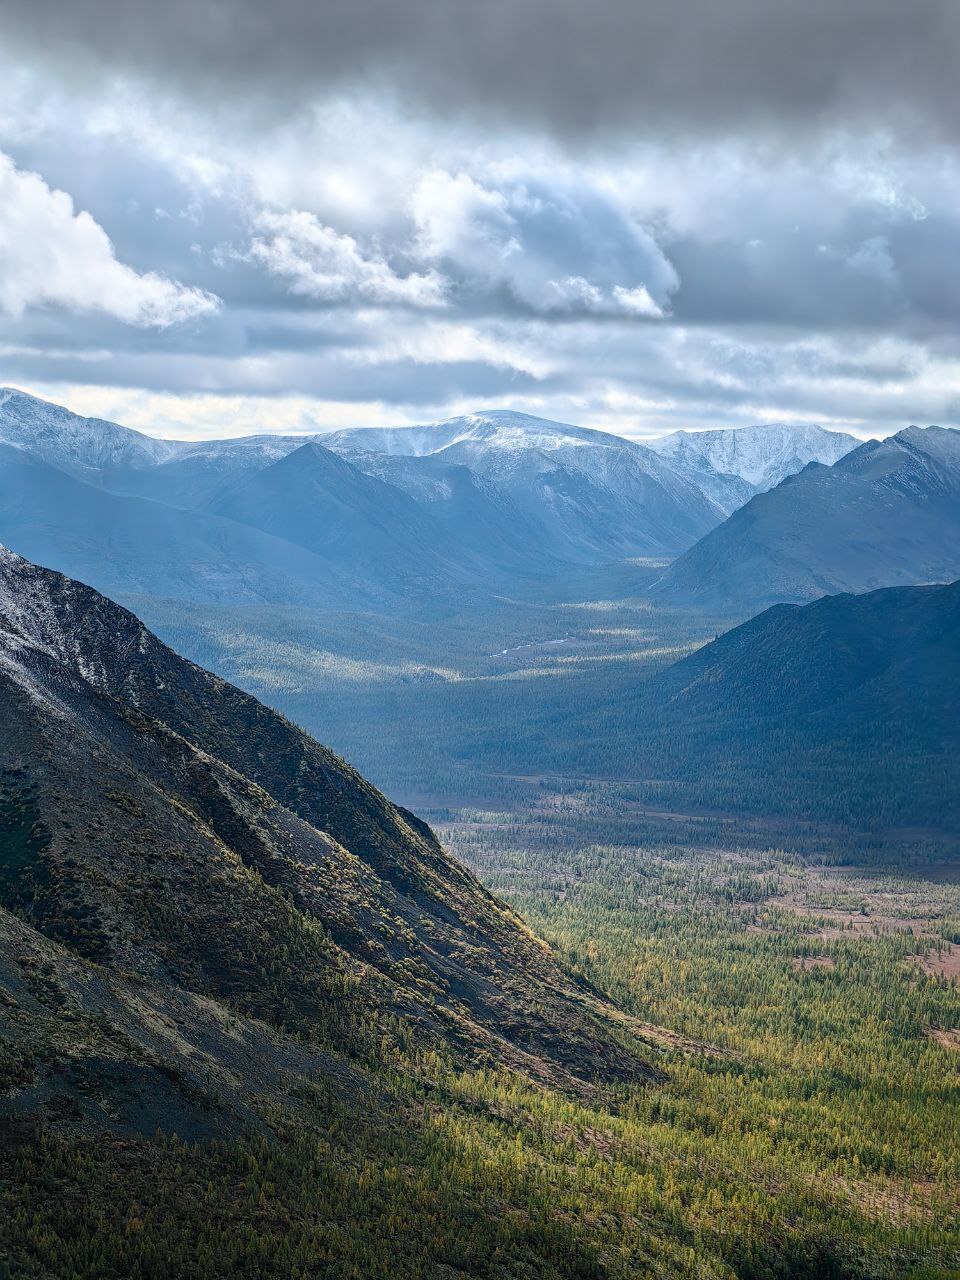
(3, 386), (956, 631)
(655, 425), (960, 613)
(0, 390), (867, 609)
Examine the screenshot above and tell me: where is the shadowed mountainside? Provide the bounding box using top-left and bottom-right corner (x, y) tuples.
(0, 547), (657, 1139)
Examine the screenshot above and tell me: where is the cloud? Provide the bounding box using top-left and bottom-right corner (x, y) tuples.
(248, 209), (446, 307)
(411, 170), (677, 317)
(0, 38), (958, 440)
(0, 151), (218, 327)
(1, 1), (958, 145)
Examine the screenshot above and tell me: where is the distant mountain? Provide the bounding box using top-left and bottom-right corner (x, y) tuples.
(0, 547), (655, 1135)
(0, 393), (723, 599)
(0, 442), (359, 606)
(542, 580), (960, 831)
(340, 448), (557, 573)
(0, 386), (177, 478)
(111, 434), (322, 509)
(207, 442), (483, 591)
(327, 410), (723, 561)
(647, 423), (858, 514)
(654, 426), (960, 613)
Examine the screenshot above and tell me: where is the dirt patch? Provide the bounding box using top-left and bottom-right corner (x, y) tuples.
(792, 955), (835, 971)
(830, 1173), (956, 1225)
(916, 944), (960, 980)
(927, 1028), (960, 1050)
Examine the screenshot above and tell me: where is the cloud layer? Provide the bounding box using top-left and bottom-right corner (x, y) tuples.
(0, 152), (218, 326)
(2, 0), (958, 141)
(0, 6), (957, 439)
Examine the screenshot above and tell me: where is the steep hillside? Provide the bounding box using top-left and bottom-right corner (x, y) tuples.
(647, 422), (857, 513)
(0, 546), (655, 1141)
(553, 580), (960, 830)
(654, 426), (960, 612)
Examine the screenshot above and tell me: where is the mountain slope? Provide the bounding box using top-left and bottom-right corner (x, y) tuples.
(546, 580), (960, 831)
(328, 410), (724, 560)
(647, 423), (857, 513)
(0, 442), (363, 607)
(207, 442), (485, 591)
(110, 434), (322, 508)
(654, 426), (960, 612)
(0, 546), (654, 1137)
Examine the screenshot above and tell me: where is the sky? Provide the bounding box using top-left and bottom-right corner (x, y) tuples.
(0, 0), (958, 442)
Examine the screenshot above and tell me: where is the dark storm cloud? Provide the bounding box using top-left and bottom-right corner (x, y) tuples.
(2, 0), (958, 141)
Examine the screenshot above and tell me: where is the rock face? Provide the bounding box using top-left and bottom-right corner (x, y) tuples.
(0, 547), (656, 1136)
(647, 422), (857, 514)
(653, 426), (960, 613)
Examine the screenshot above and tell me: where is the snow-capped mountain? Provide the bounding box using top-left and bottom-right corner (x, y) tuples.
(327, 410), (639, 459)
(326, 410), (724, 561)
(0, 387), (179, 478)
(647, 423), (858, 514)
(653, 426), (960, 612)
(0, 387), (327, 505)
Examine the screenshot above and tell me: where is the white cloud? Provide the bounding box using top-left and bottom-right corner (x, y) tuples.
(411, 169), (678, 317)
(249, 209), (446, 307)
(0, 151), (219, 326)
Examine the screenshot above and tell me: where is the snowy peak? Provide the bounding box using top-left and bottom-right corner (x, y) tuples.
(325, 410), (628, 460)
(647, 423), (859, 513)
(648, 422), (858, 486)
(0, 387), (180, 477)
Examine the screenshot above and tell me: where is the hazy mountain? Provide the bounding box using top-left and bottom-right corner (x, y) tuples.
(111, 433), (323, 508)
(341, 448), (558, 572)
(0, 387), (328, 508)
(0, 442), (361, 606)
(0, 386), (178, 478)
(0, 546), (655, 1136)
(654, 426), (960, 612)
(0, 393), (722, 588)
(328, 409), (724, 560)
(540, 579), (960, 831)
(207, 441), (485, 591)
(647, 423), (858, 514)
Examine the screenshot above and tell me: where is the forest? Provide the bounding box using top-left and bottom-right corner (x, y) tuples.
(4, 822), (958, 1279)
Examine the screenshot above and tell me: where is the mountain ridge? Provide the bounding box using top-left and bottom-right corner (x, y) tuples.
(653, 425), (960, 612)
(0, 545), (658, 1140)
(647, 422), (858, 513)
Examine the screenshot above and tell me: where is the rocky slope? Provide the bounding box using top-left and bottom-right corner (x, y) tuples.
(0, 548), (656, 1139)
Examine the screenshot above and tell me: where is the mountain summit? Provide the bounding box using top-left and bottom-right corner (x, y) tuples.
(647, 422), (857, 513)
(654, 425), (960, 612)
